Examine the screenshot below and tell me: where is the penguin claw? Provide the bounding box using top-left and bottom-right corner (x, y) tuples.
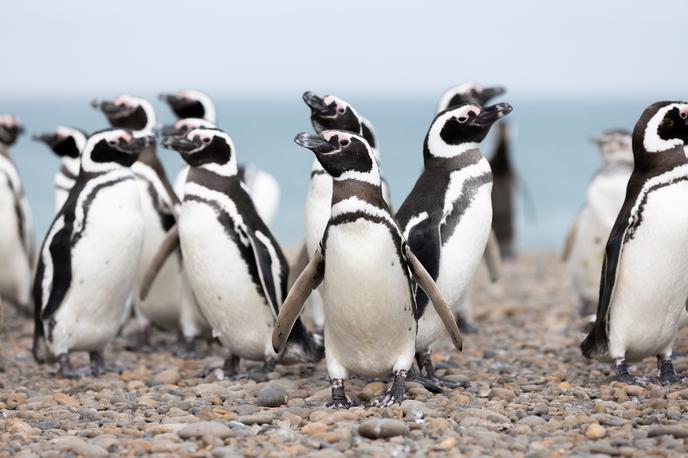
(659, 374), (685, 385)
(412, 375), (469, 393)
(325, 395), (359, 409)
(59, 366), (92, 379)
(614, 373), (641, 385)
(369, 392), (404, 408)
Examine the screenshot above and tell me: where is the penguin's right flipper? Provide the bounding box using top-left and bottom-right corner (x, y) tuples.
(404, 244), (463, 352)
(562, 214), (580, 262)
(272, 248), (324, 354)
(36, 222), (73, 321)
(483, 230), (502, 283)
(139, 224), (180, 301)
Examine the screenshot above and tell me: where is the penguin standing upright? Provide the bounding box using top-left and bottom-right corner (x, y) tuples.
(300, 92), (391, 329)
(32, 129), (150, 377)
(275, 129), (462, 408)
(488, 122), (517, 258)
(158, 90), (280, 226)
(91, 95), (196, 346)
(162, 127), (322, 377)
(563, 130), (633, 319)
(581, 101), (688, 384)
(0, 115), (33, 316)
(396, 102), (512, 390)
(33, 127), (88, 211)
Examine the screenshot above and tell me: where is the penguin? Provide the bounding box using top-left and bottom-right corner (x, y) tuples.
(395, 102), (513, 390)
(581, 101), (688, 384)
(563, 129), (634, 319)
(0, 115), (33, 316)
(158, 90), (280, 226)
(161, 127), (322, 377)
(32, 129), (150, 377)
(274, 129), (462, 408)
(488, 122), (517, 258)
(33, 127), (88, 211)
(91, 95), (206, 349)
(300, 92), (391, 330)
(435, 83), (508, 333)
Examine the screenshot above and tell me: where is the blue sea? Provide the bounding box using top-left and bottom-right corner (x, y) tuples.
(2, 94), (650, 251)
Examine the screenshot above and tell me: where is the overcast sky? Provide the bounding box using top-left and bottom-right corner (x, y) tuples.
(0, 1), (685, 97)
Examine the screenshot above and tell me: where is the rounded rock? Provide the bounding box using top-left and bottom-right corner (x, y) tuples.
(257, 385), (288, 407)
(358, 419), (410, 439)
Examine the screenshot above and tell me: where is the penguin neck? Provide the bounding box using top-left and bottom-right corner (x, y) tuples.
(633, 144), (688, 173)
(331, 177), (386, 209)
(62, 156), (81, 174)
(198, 161), (238, 178)
(136, 144), (159, 167)
(0, 143), (9, 157)
(424, 145), (484, 171)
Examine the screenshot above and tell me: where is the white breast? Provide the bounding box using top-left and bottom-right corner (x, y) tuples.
(49, 176), (144, 355)
(321, 218), (416, 378)
(179, 200), (275, 361)
(608, 178), (688, 361)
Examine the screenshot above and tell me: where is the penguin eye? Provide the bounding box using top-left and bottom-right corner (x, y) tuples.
(108, 140), (116, 145)
(457, 116), (468, 124)
(337, 108), (345, 114)
(202, 137), (211, 143)
(340, 139), (349, 146)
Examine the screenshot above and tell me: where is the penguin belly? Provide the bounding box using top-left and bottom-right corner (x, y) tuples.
(0, 172), (31, 307)
(416, 180), (493, 351)
(48, 180), (144, 355)
(173, 166), (189, 200)
(321, 220), (416, 378)
(569, 169), (629, 307)
(608, 182), (688, 362)
(179, 202), (275, 361)
(132, 172), (182, 332)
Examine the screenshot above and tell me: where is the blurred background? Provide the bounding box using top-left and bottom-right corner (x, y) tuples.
(1, 0), (685, 249)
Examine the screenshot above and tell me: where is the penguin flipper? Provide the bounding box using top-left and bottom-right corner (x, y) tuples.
(139, 224), (180, 301)
(405, 215), (441, 314)
(404, 244), (463, 352)
(272, 248), (324, 354)
(483, 230), (502, 283)
(244, 227), (287, 318)
(581, 212), (629, 359)
(38, 224), (74, 321)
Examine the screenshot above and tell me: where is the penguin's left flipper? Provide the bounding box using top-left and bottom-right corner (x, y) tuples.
(483, 230), (502, 282)
(272, 248), (324, 354)
(562, 214), (580, 262)
(404, 244), (463, 352)
(139, 224), (180, 301)
(243, 227), (288, 318)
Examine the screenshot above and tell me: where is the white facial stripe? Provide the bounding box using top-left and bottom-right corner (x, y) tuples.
(81, 130), (131, 173)
(113, 95), (157, 134)
(176, 118), (216, 130)
(643, 103), (688, 153)
(402, 212), (429, 240)
(180, 90), (217, 123)
(426, 105), (483, 158)
(0, 114), (20, 128)
(56, 127), (87, 152)
(331, 196), (396, 226)
(436, 83), (481, 113)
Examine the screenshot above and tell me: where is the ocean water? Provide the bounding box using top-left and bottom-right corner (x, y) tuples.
(2, 94), (651, 251)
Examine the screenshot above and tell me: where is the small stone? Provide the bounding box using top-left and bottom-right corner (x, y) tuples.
(435, 436), (458, 450)
(53, 393), (80, 407)
(302, 422), (329, 436)
(517, 416), (546, 427)
(177, 421), (232, 439)
(358, 419), (410, 439)
(54, 436), (109, 457)
(488, 388), (516, 401)
(6, 419), (33, 442)
(358, 382), (386, 402)
(213, 446), (242, 458)
(647, 426), (688, 438)
(585, 423), (606, 440)
(237, 413), (274, 425)
(6, 392), (27, 409)
(194, 383), (226, 398)
(154, 370), (181, 385)
(624, 385), (646, 397)
(256, 385), (288, 407)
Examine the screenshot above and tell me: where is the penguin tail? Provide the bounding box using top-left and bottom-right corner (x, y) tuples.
(280, 319), (324, 364)
(580, 325), (608, 360)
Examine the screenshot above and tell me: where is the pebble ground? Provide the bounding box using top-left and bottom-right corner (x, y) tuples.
(1, 252), (688, 457)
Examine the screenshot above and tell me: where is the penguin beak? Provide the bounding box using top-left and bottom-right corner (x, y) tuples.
(91, 99), (129, 116)
(158, 93), (177, 104)
(115, 134), (153, 155)
(476, 86), (506, 105)
(294, 132), (337, 154)
(470, 103), (513, 127)
(156, 124), (185, 138)
(32, 132), (62, 148)
(590, 136), (604, 146)
(161, 135), (202, 153)
(302, 92), (331, 114)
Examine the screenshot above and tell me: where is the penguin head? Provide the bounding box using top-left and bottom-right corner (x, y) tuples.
(437, 82), (506, 112)
(32, 126), (87, 159)
(425, 103), (513, 159)
(156, 118), (216, 138)
(0, 115), (24, 148)
(591, 129), (633, 164)
(81, 128), (154, 171)
(294, 130), (379, 184)
(302, 91), (362, 135)
(162, 127), (237, 175)
(159, 90), (217, 123)
(91, 95), (156, 133)
(360, 116), (378, 150)
(634, 102), (688, 159)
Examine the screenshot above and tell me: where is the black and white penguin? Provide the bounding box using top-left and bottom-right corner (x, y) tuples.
(563, 129), (634, 319)
(162, 127), (322, 377)
(0, 115), (33, 316)
(488, 122), (517, 258)
(91, 95), (197, 347)
(581, 101), (688, 384)
(32, 129), (150, 377)
(33, 127), (88, 211)
(396, 102), (512, 390)
(274, 130), (462, 408)
(300, 92), (391, 329)
(158, 90), (280, 226)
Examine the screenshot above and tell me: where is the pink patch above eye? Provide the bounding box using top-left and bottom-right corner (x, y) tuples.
(680, 106), (688, 119)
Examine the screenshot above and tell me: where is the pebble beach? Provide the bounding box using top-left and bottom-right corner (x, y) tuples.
(1, 251), (687, 457)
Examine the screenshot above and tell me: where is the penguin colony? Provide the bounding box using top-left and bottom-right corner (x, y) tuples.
(1, 89), (686, 411)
